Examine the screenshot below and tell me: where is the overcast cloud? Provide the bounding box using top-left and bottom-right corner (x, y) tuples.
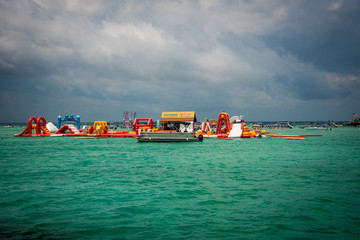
(0, 0), (359, 122)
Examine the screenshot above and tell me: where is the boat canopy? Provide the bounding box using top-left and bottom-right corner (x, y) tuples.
(160, 111), (197, 122)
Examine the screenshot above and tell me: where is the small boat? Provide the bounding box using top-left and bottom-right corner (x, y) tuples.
(300, 123), (328, 130)
(4, 124), (13, 128)
(304, 126), (328, 130)
(138, 132), (203, 142)
(266, 121), (293, 129)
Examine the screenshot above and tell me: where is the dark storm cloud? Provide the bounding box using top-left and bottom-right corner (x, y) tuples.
(262, 0), (360, 74)
(0, 0), (359, 122)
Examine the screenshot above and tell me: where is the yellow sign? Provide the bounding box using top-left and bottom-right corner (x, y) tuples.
(161, 112), (195, 118)
(160, 111), (197, 122)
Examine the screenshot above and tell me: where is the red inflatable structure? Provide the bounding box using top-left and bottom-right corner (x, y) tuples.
(56, 125), (82, 135)
(14, 116), (144, 138)
(14, 116), (52, 137)
(215, 112), (231, 135)
(133, 118), (154, 133)
(201, 121), (211, 133)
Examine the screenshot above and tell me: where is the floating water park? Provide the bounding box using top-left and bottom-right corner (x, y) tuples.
(14, 111), (324, 141)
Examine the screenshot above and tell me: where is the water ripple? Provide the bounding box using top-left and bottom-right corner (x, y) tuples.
(1, 127), (360, 239)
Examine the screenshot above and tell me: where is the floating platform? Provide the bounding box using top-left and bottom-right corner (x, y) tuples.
(217, 137), (233, 140)
(138, 132), (202, 142)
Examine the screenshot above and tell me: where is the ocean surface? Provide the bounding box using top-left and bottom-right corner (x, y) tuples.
(1, 126), (360, 239)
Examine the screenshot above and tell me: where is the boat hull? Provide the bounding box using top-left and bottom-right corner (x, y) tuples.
(138, 132), (201, 142)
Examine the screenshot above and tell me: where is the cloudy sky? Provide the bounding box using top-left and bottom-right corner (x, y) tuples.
(1, 0), (359, 122)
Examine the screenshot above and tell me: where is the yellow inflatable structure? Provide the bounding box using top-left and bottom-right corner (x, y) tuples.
(93, 121), (107, 135)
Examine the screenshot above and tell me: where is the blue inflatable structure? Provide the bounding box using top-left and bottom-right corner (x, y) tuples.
(57, 115), (81, 129)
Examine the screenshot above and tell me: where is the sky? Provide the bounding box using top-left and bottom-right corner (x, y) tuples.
(1, 0), (359, 122)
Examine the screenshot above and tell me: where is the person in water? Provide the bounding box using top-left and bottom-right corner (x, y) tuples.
(257, 130), (267, 138)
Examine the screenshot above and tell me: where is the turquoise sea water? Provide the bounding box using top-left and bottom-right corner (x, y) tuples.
(1, 126), (360, 239)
